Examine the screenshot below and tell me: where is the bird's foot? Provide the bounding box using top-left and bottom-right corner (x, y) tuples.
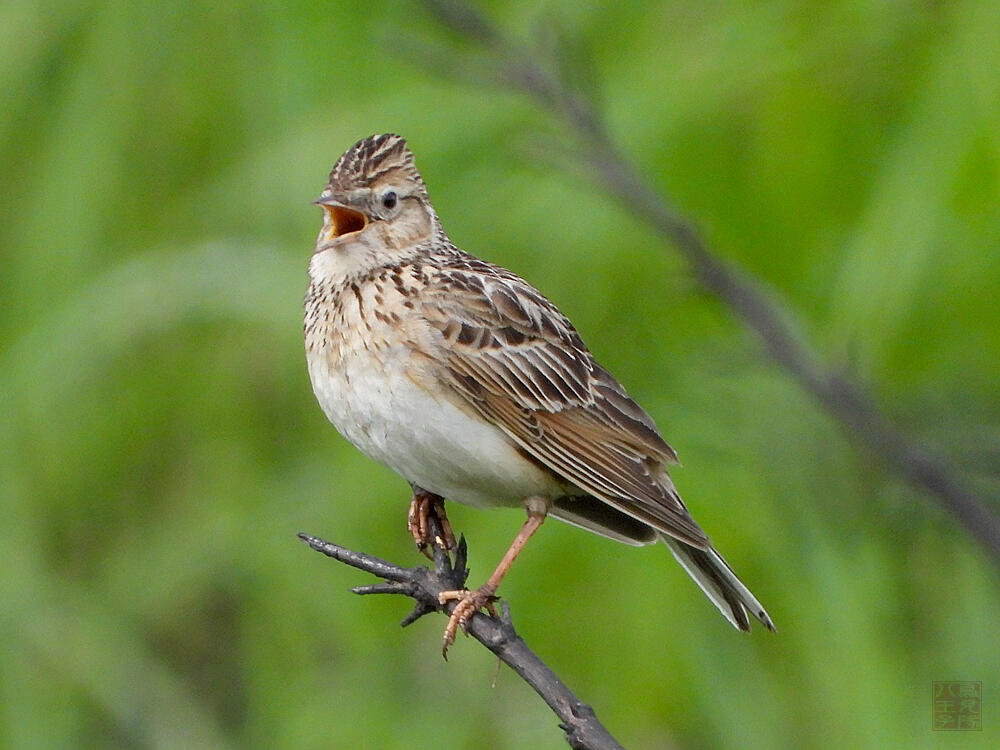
(438, 584), (498, 658)
(407, 490), (457, 557)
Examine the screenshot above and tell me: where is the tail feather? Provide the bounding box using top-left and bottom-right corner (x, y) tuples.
(662, 535), (775, 632)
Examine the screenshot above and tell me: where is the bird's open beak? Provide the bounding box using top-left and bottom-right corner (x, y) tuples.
(313, 196), (367, 240)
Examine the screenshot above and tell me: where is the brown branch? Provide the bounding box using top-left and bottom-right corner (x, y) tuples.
(416, 0), (1000, 565)
(298, 522), (626, 750)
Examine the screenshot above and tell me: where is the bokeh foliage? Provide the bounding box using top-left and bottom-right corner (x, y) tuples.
(2, 1), (999, 748)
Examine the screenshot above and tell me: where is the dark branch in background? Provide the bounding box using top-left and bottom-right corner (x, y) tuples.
(415, 0), (1000, 565)
(299, 519), (625, 750)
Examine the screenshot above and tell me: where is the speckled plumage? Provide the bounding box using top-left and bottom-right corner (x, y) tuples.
(305, 134), (773, 633)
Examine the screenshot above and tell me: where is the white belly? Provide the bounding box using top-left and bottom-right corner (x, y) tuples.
(307, 345), (562, 509)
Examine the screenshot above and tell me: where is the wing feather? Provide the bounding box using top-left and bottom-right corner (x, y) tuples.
(419, 263), (708, 547)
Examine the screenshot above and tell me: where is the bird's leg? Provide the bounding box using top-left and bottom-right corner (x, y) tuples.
(407, 487), (456, 556)
(438, 496), (549, 658)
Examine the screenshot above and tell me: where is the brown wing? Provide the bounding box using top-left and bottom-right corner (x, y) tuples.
(417, 262), (710, 548)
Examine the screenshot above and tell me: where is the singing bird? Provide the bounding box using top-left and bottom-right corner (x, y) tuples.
(304, 134), (774, 653)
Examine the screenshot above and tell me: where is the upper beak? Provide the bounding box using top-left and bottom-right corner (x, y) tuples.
(313, 195), (367, 240)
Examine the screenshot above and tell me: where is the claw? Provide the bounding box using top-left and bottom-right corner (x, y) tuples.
(438, 585), (498, 658)
(407, 490), (457, 556)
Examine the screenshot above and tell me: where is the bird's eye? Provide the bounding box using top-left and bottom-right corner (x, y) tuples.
(381, 191), (398, 210)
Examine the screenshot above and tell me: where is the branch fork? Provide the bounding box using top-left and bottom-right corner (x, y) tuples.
(299, 513), (625, 750)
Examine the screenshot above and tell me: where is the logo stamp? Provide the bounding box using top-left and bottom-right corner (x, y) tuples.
(933, 681), (982, 730)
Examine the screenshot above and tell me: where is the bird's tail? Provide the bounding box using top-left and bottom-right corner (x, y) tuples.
(661, 535), (775, 632)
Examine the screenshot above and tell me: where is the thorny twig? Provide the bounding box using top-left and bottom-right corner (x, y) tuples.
(299, 512), (625, 750)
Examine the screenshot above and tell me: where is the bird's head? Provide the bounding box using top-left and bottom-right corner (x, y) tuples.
(313, 134), (440, 265)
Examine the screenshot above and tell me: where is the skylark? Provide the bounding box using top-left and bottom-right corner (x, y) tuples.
(305, 134), (774, 654)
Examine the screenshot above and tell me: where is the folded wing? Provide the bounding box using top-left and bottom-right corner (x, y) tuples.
(417, 261), (709, 548)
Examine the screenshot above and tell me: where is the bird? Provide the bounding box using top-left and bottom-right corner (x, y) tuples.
(304, 133), (774, 655)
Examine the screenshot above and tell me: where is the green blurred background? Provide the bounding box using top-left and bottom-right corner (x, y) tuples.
(3, 1), (998, 748)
